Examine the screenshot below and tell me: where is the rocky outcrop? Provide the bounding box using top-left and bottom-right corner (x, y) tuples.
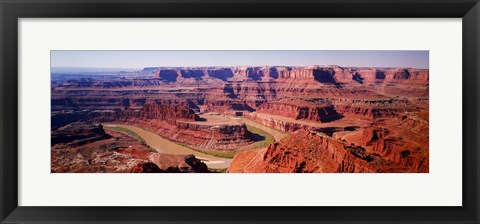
(51, 110), (89, 130)
(88, 104), (255, 151)
(121, 104), (199, 122)
(362, 125), (428, 173)
(145, 154), (209, 173)
(51, 123), (210, 173)
(52, 126), (155, 173)
(131, 162), (163, 173)
(363, 127), (390, 144)
(155, 69), (181, 82)
(262, 130), (379, 173)
(223, 81), (277, 108)
(51, 87), (210, 112)
(384, 68), (429, 83)
(332, 98), (409, 119)
(244, 112), (309, 132)
(351, 68), (429, 84)
(51, 121), (110, 146)
(257, 99), (343, 122)
(202, 98), (254, 113)
(88, 104), (199, 124)
(243, 112), (341, 135)
(155, 68), (234, 82)
(230, 67), (270, 81)
(231, 130), (423, 173)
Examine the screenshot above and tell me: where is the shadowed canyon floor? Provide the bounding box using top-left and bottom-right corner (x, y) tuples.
(51, 65), (429, 173)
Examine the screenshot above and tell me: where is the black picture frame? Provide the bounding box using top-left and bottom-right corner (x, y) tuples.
(1, 0), (479, 223)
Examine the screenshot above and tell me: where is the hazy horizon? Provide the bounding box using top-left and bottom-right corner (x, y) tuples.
(51, 50), (429, 69)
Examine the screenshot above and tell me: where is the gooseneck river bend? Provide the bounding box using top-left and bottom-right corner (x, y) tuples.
(103, 117), (286, 169)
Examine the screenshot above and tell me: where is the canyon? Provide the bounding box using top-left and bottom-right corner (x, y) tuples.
(51, 65), (429, 173)
(51, 121), (209, 173)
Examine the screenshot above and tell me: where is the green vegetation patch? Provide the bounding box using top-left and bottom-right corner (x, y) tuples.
(104, 126), (147, 144)
(175, 142), (237, 159)
(208, 168), (228, 173)
(245, 124), (275, 149)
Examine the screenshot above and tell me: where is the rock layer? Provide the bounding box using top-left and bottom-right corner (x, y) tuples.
(52, 64), (429, 173)
(229, 130), (425, 173)
(51, 121), (209, 173)
(88, 104), (255, 151)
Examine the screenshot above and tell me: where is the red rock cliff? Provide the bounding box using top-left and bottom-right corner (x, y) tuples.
(88, 104), (255, 151)
(257, 99), (343, 122)
(89, 104), (199, 124)
(259, 130), (421, 173)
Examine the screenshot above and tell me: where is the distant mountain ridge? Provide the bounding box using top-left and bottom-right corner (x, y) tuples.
(51, 67), (141, 74)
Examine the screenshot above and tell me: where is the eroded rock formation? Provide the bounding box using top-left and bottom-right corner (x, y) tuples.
(88, 104), (255, 151)
(51, 121), (110, 146)
(51, 64), (429, 173)
(257, 99), (343, 122)
(230, 129), (426, 173)
(51, 121), (209, 173)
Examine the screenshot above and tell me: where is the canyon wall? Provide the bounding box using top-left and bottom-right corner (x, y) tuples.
(88, 104), (255, 151)
(257, 99), (343, 122)
(52, 66), (428, 114)
(152, 66), (429, 86)
(51, 121), (209, 173)
(361, 122), (429, 173)
(230, 129), (426, 173)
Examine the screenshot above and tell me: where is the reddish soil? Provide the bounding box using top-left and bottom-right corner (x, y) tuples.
(228, 148), (267, 173)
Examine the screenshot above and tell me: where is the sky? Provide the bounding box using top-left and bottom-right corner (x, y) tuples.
(51, 50), (429, 69)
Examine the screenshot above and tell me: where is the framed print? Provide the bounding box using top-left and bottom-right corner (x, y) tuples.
(1, 0), (479, 223)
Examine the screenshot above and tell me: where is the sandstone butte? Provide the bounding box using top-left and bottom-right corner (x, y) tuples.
(51, 65), (429, 173)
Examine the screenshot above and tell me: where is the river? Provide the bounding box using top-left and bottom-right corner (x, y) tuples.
(103, 117), (286, 170)
(103, 124), (232, 169)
